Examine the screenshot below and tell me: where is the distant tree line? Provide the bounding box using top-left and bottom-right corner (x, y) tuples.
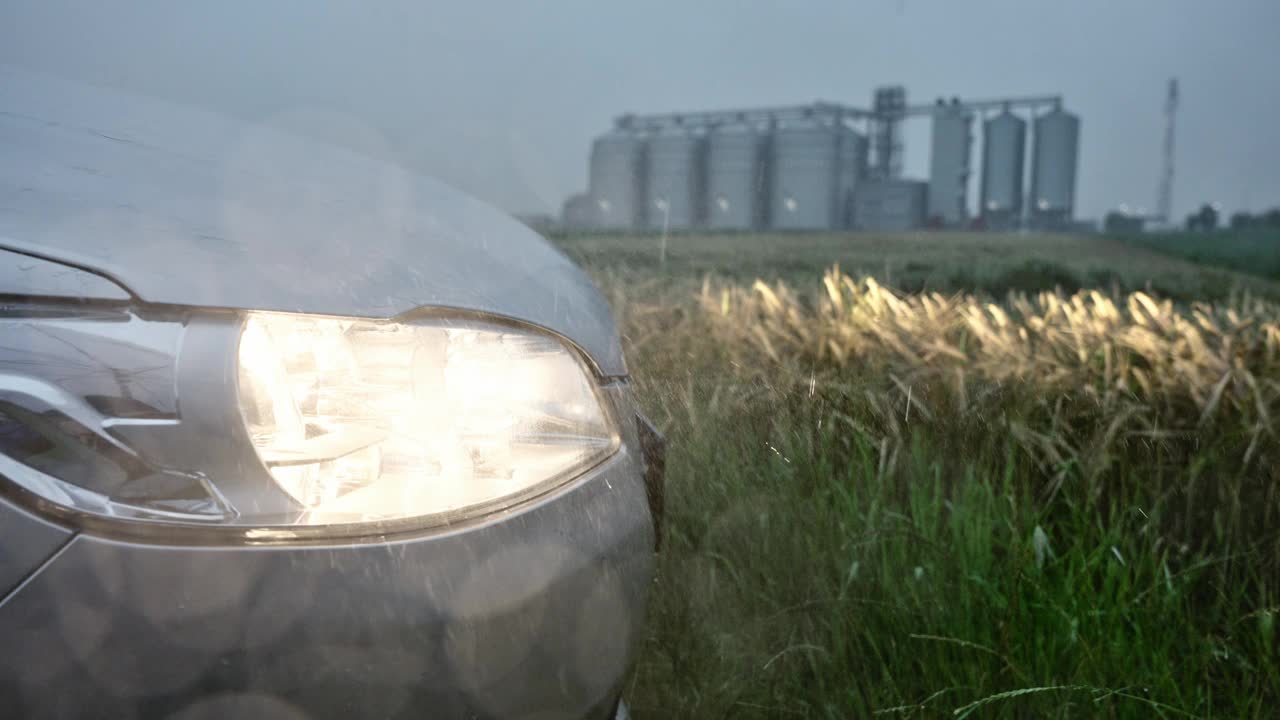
(1225, 207), (1280, 231)
(1184, 203), (1280, 232)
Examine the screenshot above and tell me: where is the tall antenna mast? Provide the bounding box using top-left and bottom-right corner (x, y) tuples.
(1156, 78), (1178, 224)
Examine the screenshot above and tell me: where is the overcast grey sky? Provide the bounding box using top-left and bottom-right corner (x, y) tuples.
(3, 0), (1277, 221)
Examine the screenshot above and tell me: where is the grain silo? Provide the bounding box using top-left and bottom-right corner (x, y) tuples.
(588, 131), (646, 229)
(769, 118), (842, 230)
(927, 101), (973, 226)
(705, 123), (768, 230)
(1029, 106), (1080, 229)
(644, 128), (706, 230)
(836, 128), (869, 228)
(579, 90), (1076, 233)
(979, 109), (1026, 229)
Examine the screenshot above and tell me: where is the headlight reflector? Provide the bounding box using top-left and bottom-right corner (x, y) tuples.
(237, 313), (618, 525)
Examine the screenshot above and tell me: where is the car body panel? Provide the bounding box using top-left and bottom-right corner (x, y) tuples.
(0, 66), (625, 376)
(0, 445), (653, 720)
(0, 247), (130, 303)
(0, 499), (72, 600)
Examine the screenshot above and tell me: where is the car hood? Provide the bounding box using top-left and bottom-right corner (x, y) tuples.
(0, 66), (625, 376)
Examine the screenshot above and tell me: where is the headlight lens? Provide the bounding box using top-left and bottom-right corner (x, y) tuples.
(0, 307), (620, 537)
(236, 312), (618, 525)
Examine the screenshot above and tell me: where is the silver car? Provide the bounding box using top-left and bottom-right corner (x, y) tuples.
(0, 67), (662, 719)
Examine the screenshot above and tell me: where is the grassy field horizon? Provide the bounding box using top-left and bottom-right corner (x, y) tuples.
(558, 231), (1280, 718)
(554, 230), (1280, 303)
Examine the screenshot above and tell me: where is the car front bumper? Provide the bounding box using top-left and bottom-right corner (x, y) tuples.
(0, 406), (658, 719)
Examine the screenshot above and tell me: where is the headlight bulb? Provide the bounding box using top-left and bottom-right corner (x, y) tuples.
(236, 313), (618, 525)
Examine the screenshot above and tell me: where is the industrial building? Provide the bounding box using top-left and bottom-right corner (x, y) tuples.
(562, 86), (1079, 232)
(856, 179), (928, 231)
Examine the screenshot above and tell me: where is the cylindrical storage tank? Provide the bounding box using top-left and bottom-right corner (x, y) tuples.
(644, 129), (706, 231)
(1029, 107), (1080, 227)
(769, 119), (841, 230)
(927, 103), (973, 226)
(705, 123), (767, 230)
(980, 110), (1027, 228)
(587, 131), (646, 230)
(837, 128), (869, 228)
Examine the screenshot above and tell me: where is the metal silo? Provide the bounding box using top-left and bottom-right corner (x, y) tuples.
(837, 128), (869, 228)
(705, 123), (767, 230)
(644, 128), (706, 231)
(980, 109), (1026, 229)
(588, 131), (646, 230)
(927, 101), (973, 226)
(769, 118), (842, 230)
(1029, 107), (1080, 228)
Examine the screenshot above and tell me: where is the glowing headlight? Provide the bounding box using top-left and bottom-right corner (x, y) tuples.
(236, 313), (618, 525)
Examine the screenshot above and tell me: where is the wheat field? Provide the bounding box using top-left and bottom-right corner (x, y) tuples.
(705, 271), (1280, 469)
(560, 233), (1280, 718)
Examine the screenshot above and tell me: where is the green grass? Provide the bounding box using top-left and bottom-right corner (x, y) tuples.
(553, 232), (1280, 718)
(627, 370), (1277, 718)
(1110, 229), (1280, 283)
